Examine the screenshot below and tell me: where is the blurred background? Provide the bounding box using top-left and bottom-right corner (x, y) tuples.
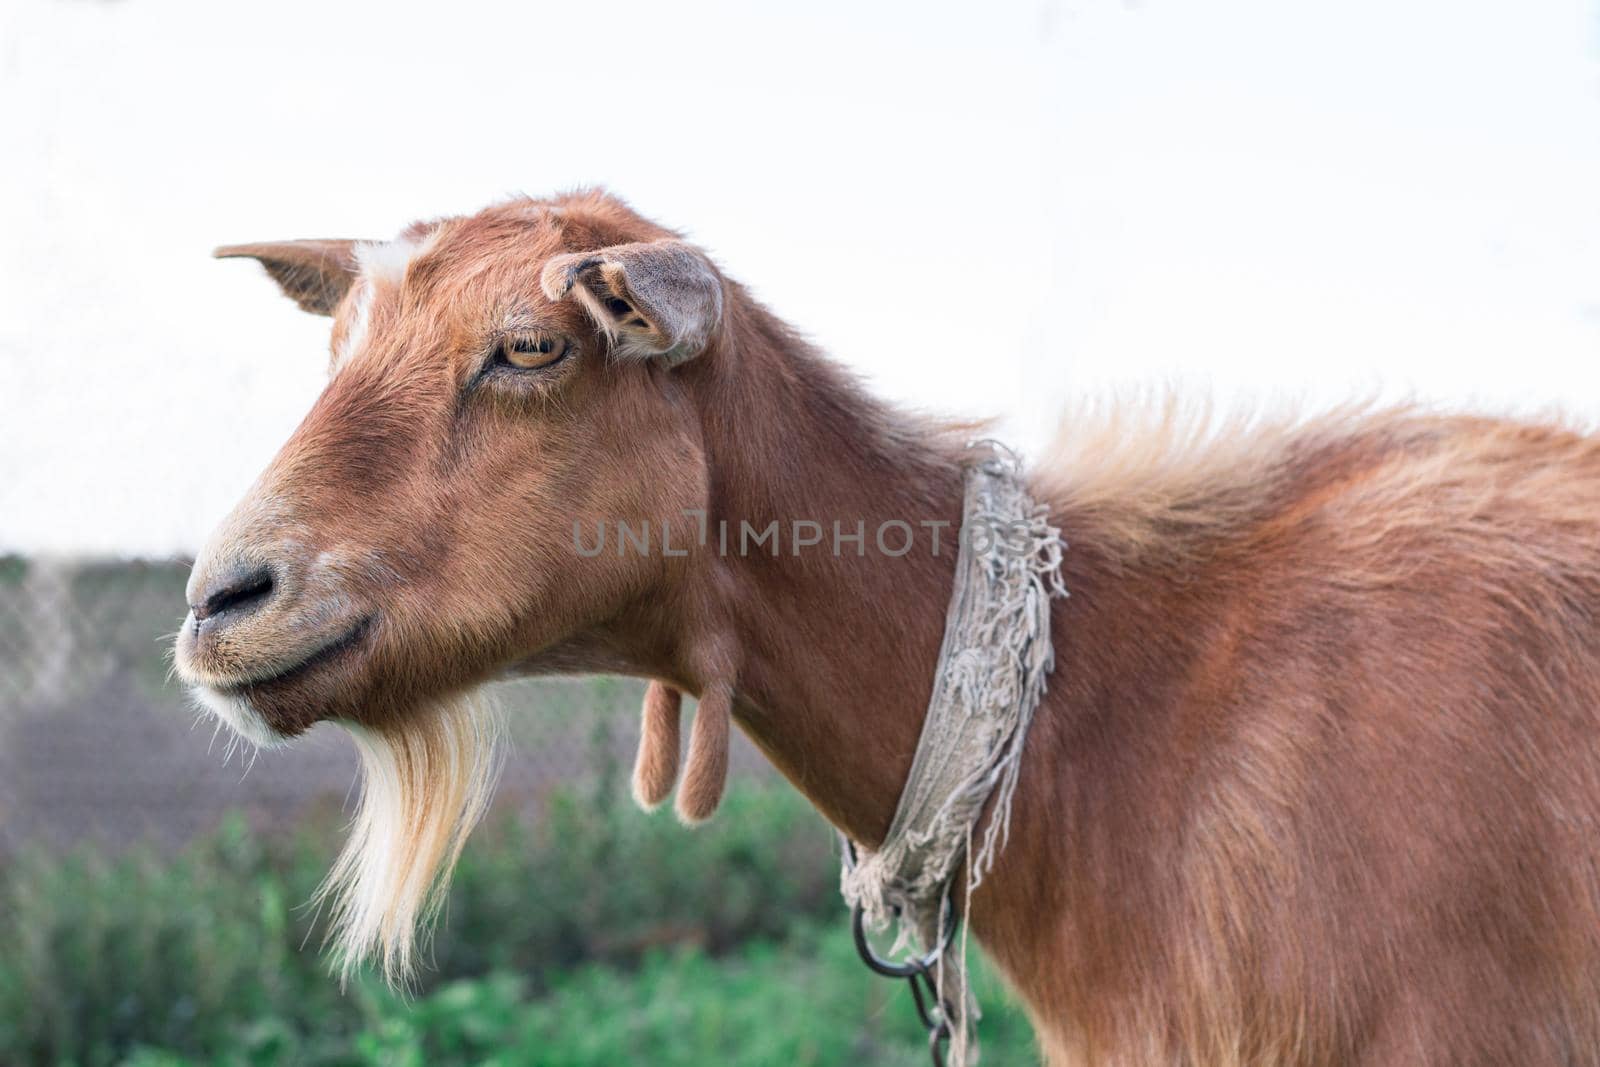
(1, 0), (1597, 1064)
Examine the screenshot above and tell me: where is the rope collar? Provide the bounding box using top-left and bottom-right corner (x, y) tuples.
(839, 440), (1069, 1066)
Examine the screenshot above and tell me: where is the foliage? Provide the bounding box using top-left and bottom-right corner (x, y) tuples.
(114, 924), (1040, 1067)
(0, 783), (1036, 1066)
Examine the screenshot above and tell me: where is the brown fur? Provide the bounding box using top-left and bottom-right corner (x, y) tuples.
(180, 190), (1600, 1064)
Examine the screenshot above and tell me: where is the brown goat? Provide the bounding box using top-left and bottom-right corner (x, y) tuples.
(176, 190), (1600, 1065)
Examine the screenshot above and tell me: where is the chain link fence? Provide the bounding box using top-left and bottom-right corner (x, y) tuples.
(0, 555), (770, 855)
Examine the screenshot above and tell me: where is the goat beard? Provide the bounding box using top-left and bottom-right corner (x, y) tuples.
(311, 691), (503, 986)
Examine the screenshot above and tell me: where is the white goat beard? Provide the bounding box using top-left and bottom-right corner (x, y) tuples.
(313, 691), (503, 985)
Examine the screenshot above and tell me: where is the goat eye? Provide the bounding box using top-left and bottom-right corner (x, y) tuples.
(498, 334), (569, 370)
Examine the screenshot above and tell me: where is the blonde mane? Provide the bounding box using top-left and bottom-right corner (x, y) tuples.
(1035, 392), (1397, 560)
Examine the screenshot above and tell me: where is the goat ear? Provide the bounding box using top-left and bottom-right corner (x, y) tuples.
(214, 239), (361, 316)
(540, 240), (723, 364)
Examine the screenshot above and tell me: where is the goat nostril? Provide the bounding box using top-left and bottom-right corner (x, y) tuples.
(191, 566), (276, 624)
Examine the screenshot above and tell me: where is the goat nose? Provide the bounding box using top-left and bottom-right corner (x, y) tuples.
(190, 562), (276, 626)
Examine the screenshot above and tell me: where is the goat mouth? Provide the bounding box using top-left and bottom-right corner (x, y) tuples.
(218, 616), (375, 694)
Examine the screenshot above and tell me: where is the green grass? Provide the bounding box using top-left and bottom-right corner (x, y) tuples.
(116, 924), (1040, 1067)
(0, 784), (1039, 1066)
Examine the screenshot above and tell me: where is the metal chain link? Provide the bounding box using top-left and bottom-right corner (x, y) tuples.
(851, 902), (956, 1066)
(842, 836), (959, 1067)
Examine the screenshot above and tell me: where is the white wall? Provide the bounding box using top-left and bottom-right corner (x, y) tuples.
(1, 0), (1596, 555)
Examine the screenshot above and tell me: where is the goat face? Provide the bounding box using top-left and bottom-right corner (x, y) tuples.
(175, 193), (724, 745)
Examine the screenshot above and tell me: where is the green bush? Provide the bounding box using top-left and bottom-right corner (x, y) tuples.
(435, 779), (838, 979)
(2, 783), (1031, 1066)
(112, 923), (1040, 1067)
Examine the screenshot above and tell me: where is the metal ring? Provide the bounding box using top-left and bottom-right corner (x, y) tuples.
(850, 899), (958, 979)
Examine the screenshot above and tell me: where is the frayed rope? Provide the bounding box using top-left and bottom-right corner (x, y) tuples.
(840, 440), (1068, 1066)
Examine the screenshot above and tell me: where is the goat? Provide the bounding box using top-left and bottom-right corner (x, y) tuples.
(177, 190), (1600, 1064)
